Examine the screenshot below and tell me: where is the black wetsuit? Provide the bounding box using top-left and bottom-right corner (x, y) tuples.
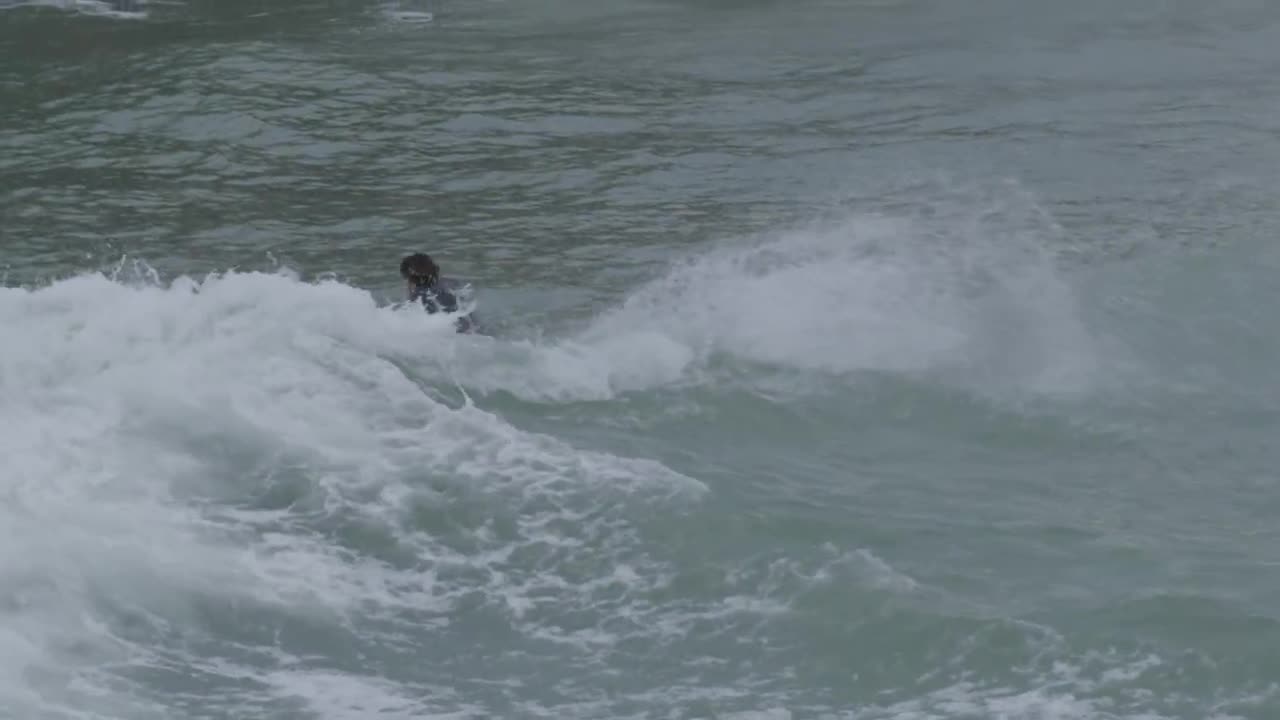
(410, 282), (476, 333)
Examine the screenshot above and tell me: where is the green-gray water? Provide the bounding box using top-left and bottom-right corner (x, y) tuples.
(4, 1), (1280, 718)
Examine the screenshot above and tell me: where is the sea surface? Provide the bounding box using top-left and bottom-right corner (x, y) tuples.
(3, 1), (1280, 718)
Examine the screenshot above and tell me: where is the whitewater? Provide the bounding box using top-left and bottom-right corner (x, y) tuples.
(5, 0), (1280, 718)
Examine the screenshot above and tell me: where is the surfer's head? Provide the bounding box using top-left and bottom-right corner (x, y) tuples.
(400, 253), (440, 292)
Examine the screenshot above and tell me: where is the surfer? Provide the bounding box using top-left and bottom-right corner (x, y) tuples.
(399, 252), (477, 333)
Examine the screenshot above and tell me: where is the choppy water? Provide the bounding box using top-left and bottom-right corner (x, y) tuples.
(4, 1), (1280, 718)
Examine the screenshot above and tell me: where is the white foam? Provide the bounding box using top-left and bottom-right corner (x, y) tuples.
(263, 669), (473, 720)
(577, 202), (1101, 398)
(0, 268), (704, 715)
(422, 187), (1104, 405)
(863, 682), (1159, 720)
(850, 646), (1263, 720)
(6, 0), (149, 20)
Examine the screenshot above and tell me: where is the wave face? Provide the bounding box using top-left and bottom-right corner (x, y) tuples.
(0, 265), (711, 718)
(3, 192), (1279, 718)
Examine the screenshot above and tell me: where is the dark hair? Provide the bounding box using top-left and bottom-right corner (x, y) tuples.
(399, 253), (440, 286)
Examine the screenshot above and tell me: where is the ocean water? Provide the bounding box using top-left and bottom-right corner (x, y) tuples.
(3, 1), (1280, 718)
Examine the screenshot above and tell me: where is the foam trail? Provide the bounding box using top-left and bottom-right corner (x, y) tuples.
(436, 186), (1103, 404)
(593, 214), (1096, 387)
(1, 0), (148, 19)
